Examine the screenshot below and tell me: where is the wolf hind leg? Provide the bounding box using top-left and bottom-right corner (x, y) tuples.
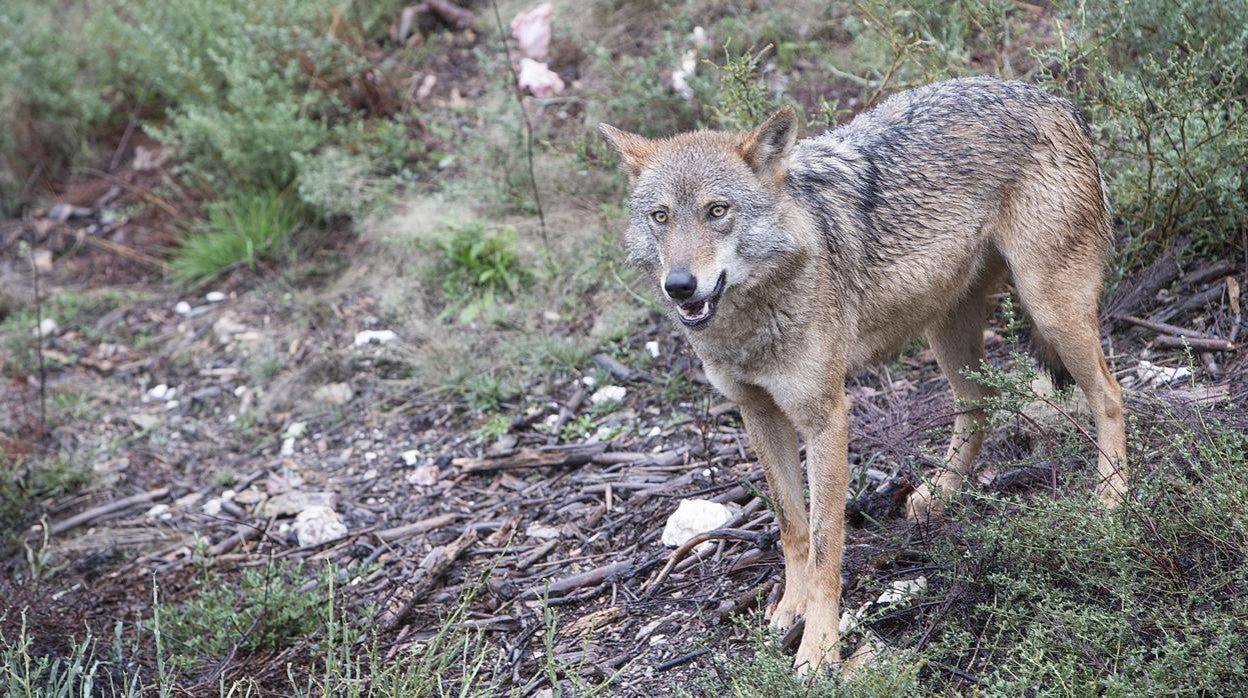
(907, 265), (1004, 522)
(1010, 264), (1127, 506)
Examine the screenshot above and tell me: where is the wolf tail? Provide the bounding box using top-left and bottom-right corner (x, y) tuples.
(1026, 330), (1075, 390)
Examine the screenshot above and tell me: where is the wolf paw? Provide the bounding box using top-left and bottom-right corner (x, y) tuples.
(767, 590), (807, 632)
(905, 473), (961, 522)
(792, 617), (839, 677)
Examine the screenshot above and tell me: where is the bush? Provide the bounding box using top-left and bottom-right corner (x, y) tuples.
(1039, 0), (1248, 270)
(0, 1), (114, 215)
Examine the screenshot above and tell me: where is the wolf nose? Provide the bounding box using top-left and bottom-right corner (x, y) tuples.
(664, 269), (697, 301)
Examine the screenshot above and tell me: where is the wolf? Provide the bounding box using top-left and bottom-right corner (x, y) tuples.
(599, 76), (1127, 673)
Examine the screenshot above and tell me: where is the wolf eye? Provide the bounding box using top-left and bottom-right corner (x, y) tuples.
(651, 210), (668, 224)
(709, 204), (728, 218)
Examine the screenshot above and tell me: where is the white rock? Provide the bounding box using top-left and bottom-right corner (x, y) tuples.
(205, 291), (227, 303)
(661, 499), (734, 547)
(876, 576), (927, 605)
(401, 449), (420, 466)
(581, 375), (597, 388)
(202, 498), (223, 516)
(353, 329), (398, 347)
(293, 505), (347, 547)
(36, 317), (58, 338)
(1136, 360), (1192, 386)
(590, 385), (627, 405)
(175, 301), (192, 315)
(174, 491), (204, 509)
(647, 426), (662, 437)
(212, 313), (248, 343)
(526, 523), (561, 540)
(280, 437), (296, 456)
(645, 341), (660, 358)
(145, 504), (171, 520)
(313, 382), (354, 405)
(146, 384), (171, 401)
(129, 413), (159, 431)
(283, 421), (307, 439)
(406, 463), (440, 486)
(259, 491), (339, 518)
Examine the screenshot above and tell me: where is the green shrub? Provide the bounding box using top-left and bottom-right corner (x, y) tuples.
(432, 223), (530, 322)
(1040, 0), (1248, 270)
(0, 1), (114, 215)
(170, 190), (306, 286)
(155, 562), (328, 671)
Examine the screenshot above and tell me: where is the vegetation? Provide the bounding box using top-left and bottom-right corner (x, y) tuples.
(1, 0), (1244, 694)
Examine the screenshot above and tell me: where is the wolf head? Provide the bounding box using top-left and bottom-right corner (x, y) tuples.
(599, 107), (804, 329)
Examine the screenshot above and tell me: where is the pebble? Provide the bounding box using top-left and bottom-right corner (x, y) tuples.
(353, 329), (398, 347)
(292, 506), (347, 547)
(590, 385), (627, 405)
(661, 499), (734, 547)
(645, 341), (660, 358)
(175, 301), (192, 315)
(37, 318), (58, 338)
(313, 382), (354, 405)
(205, 291), (227, 303)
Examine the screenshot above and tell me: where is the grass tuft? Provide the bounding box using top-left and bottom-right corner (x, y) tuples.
(170, 190), (305, 287)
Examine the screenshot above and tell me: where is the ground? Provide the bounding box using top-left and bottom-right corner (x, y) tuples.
(1, 1), (1246, 696)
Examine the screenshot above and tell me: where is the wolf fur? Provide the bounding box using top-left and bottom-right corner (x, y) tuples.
(600, 76), (1127, 673)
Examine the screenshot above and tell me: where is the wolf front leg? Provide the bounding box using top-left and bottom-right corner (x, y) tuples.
(793, 392), (850, 675)
(736, 387), (810, 631)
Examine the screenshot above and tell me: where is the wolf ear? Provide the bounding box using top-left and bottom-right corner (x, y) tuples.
(738, 106), (798, 175)
(598, 123), (657, 180)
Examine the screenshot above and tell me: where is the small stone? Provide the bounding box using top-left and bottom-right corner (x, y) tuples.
(130, 414), (159, 431)
(581, 375), (597, 388)
(876, 576), (927, 605)
(542, 310), (561, 323)
(590, 385), (626, 405)
(36, 318), (58, 338)
(32, 249), (53, 272)
(145, 384), (173, 401)
(313, 382), (354, 405)
(280, 437), (296, 456)
(145, 504), (171, 520)
(205, 291), (227, 303)
(661, 499), (734, 547)
(647, 426), (662, 437)
(292, 505), (347, 547)
(174, 491), (204, 509)
(401, 450), (420, 466)
(525, 523), (561, 540)
(406, 463), (439, 486)
(232, 487), (266, 506)
(202, 498), (223, 516)
(212, 314), (248, 343)
(353, 329), (398, 347)
(645, 341), (660, 358)
(283, 421), (307, 439)
(259, 491), (340, 518)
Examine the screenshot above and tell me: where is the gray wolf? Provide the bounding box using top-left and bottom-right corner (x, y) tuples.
(600, 76), (1127, 673)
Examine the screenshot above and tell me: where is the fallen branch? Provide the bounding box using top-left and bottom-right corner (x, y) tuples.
(645, 528), (767, 594)
(49, 487), (170, 535)
(1117, 315), (1212, 339)
(381, 528), (478, 631)
(376, 512), (459, 542)
(1153, 335), (1236, 352)
(521, 559), (636, 600)
(455, 443), (606, 473)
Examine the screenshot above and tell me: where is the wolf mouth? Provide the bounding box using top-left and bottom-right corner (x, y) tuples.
(675, 272), (727, 328)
